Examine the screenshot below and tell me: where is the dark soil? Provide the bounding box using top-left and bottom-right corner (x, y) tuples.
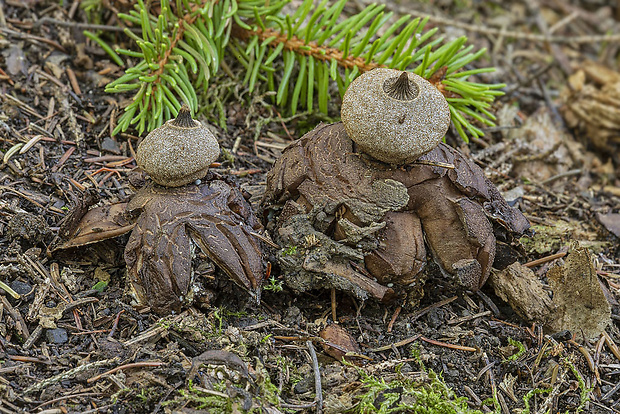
(0, 1), (619, 413)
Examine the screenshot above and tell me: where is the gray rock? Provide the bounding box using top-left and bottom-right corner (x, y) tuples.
(101, 137), (121, 154)
(10, 280), (32, 296)
(46, 328), (69, 344)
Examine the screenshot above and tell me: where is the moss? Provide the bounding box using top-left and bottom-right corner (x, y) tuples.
(350, 369), (483, 414)
(520, 221), (609, 255)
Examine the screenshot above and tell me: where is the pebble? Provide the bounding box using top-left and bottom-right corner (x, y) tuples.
(293, 376), (315, 394)
(46, 328), (69, 344)
(101, 136), (121, 154)
(283, 305), (301, 325)
(9, 280), (32, 296)
(426, 308), (445, 329)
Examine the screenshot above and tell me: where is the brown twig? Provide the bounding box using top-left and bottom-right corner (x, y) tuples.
(107, 310), (125, 340)
(0, 296), (29, 340)
(523, 251), (567, 267)
(0, 66), (14, 85)
(603, 331), (620, 363)
(386, 305), (401, 333)
(369, 334), (422, 353)
(420, 336), (478, 352)
(34, 392), (102, 410)
(32, 17), (139, 32)
(330, 288), (337, 322)
(568, 339), (597, 383)
(87, 361), (165, 383)
(0, 27), (67, 52)
(7, 355), (51, 364)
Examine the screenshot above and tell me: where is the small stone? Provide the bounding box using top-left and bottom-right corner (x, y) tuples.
(9, 280), (32, 296)
(294, 376), (315, 394)
(46, 328), (69, 344)
(283, 305), (301, 325)
(101, 136), (121, 154)
(426, 308), (445, 329)
(502, 186), (525, 207)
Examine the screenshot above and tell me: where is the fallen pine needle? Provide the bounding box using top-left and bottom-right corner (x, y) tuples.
(87, 361), (165, 383)
(420, 336), (478, 352)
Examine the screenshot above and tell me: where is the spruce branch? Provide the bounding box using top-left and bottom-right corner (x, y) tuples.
(102, 0), (505, 141)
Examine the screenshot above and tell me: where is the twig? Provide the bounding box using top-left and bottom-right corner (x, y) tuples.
(280, 402), (317, 409)
(448, 310), (493, 325)
(603, 331), (620, 363)
(0, 296), (29, 340)
(410, 296), (458, 321)
(594, 335), (605, 385)
(25, 358), (118, 394)
(0, 186), (46, 209)
(567, 340), (597, 383)
(34, 392), (102, 410)
(413, 160), (455, 169)
(524, 252), (567, 267)
(122, 314), (183, 346)
(0, 27), (67, 52)
(540, 169), (582, 185)
(357, 0), (620, 44)
(7, 355), (50, 364)
(330, 288), (337, 322)
(250, 231), (279, 248)
(107, 310), (125, 340)
(602, 381), (620, 401)
(463, 385), (483, 406)
(32, 17), (139, 32)
(23, 325), (43, 350)
(87, 361), (165, 383)
(420, 336), (478, 352)
(386, 305), (401, 333)
(369, 334), (422, 352)
(475, 360), (496, 382)
(306, 341), (323, 414)
(476, 290), (501, 317)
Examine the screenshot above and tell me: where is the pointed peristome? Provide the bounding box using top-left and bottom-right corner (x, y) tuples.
(383, 71), (419, 101)
(171, 105), (198, 128)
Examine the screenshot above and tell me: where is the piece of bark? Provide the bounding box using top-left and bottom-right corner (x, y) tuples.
(546, 246), (611, 340)
(489, 262), (556, 323)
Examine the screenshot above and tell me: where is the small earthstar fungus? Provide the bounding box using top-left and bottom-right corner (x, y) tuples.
(51, 106), (267, 314)
(136, 105), (220, 187)
(262, 68), (530, 307)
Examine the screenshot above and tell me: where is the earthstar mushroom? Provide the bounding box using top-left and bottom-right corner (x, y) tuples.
(341, 68), (451, 164)
(262, 68), (530, 306)
(52, 107), (267, 315)
(136, 105), (220, 187)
